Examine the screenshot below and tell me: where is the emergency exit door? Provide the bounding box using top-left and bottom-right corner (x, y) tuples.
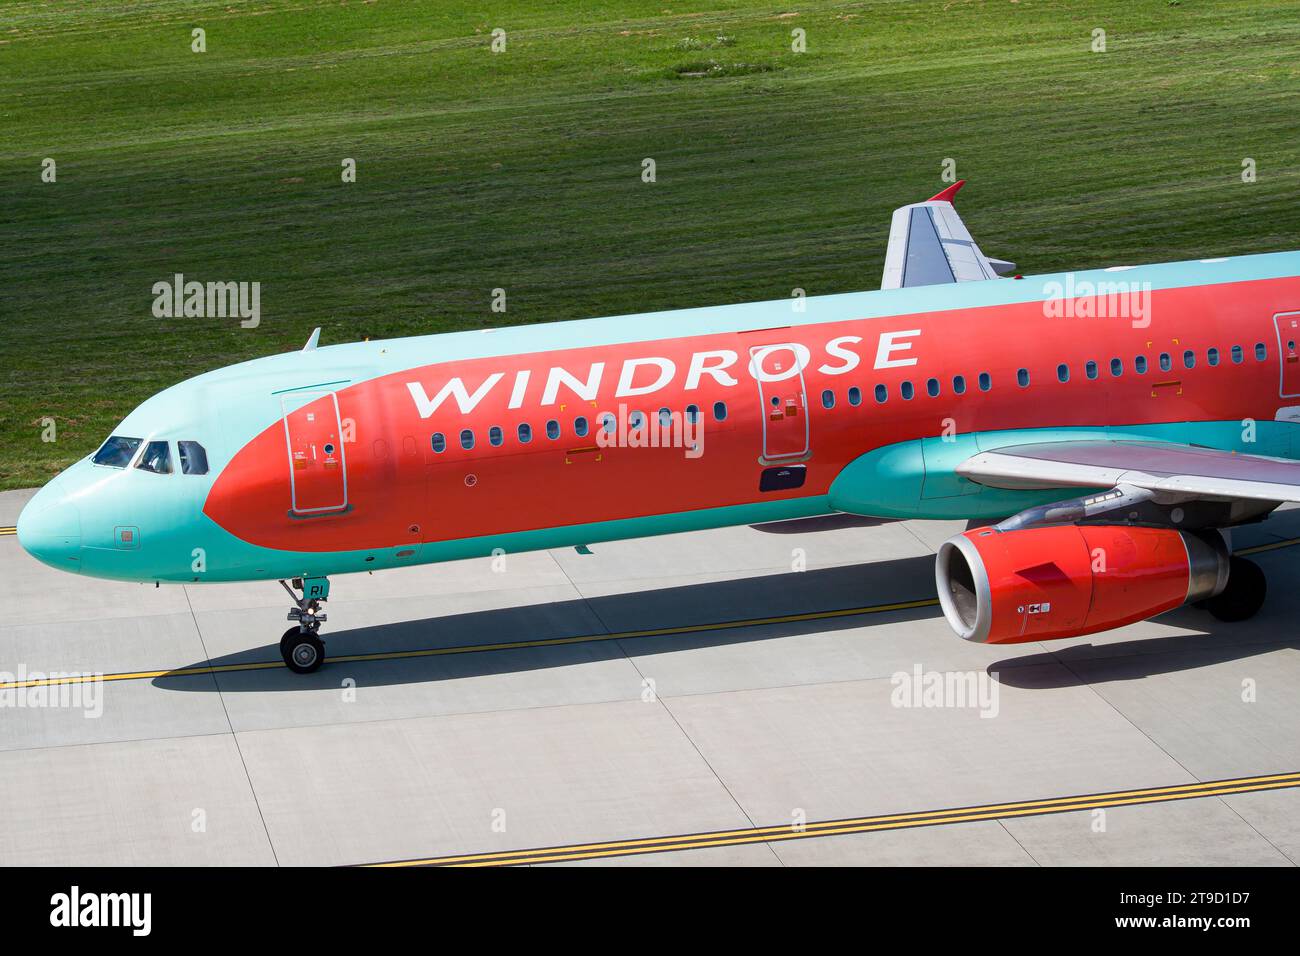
(749, 343), (810, 462)
(281, 391), (349, 515)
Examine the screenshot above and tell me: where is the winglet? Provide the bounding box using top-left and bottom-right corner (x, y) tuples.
(302, 327), (321, 352)
(927, 179), (965, 204)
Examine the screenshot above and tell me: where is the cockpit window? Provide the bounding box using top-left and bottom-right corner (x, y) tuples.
(135, 440), (172, 475)
(178, 441), (209, 475)
(92, 436), (142, 468)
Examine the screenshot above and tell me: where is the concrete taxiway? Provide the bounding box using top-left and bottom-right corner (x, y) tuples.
(1, 487), (1298, 866)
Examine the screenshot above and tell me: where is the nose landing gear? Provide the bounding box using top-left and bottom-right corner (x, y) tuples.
(279, 577), (329, 673)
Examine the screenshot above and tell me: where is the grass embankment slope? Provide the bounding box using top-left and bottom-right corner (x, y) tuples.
(0, 0), (1297, 487)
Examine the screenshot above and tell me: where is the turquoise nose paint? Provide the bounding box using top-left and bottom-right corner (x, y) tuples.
(16, 491), (81, 573)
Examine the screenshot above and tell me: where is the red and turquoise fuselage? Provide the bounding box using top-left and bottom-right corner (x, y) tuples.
(18, 251), (1300, 583)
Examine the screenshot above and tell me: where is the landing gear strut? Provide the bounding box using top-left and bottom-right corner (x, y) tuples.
(280, 577), (329, 673)
(1201, 556), (1267, 623)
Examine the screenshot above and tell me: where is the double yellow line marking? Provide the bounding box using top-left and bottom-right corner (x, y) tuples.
(1236, 536), (1300, 556)
(0, 536), (1294, 692)
(0, 598), (939, 690)
(0, 526), (15, 536)
(368, 771), (1300, 866)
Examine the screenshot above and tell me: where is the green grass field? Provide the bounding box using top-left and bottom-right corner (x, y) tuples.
(1, 0), (1297, 489)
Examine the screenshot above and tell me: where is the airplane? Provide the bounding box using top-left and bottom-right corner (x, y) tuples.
(17, 181), (1300, 673)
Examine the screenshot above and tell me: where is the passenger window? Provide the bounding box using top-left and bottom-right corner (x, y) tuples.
(822, 389), (835, 409)
(1057, 363), (1070, 383)
(926, 378), (940, 397)
(546, 419), (561, 440)
(135, 440), (172, 474)
(848, 386), (862, 406)
(901, 381), (915, 400)
(92, 435), (142, 468)
(1231, 345), (1244, 364)
(874, 384), (888, 403)
(460, 429), (474, 450)
(1016, 368), (1029, 387)
(978, 372), (991, 392)
(1135, 355), (1148, 373)
(1159, 353), (1172, 372)
(1085, 360), (1098, 380)
(600, 412), (616, 434)
(953, 375), (966, 395)
(431, 433), (446, 453)
(489, 426), (504, 447)
(629, 410), (645, 429)
(178, 440), (209, 475)
(1110, 358), (1122, 377)
(1183, 350), (1195, 369)
(518, 423), (532, 443)
(574, 417), (589, 438)
(713, 401), (728, 422)
(658, 407), (673, 427)
(1207, 348), (1219, 367)
(1256, 342), (1267, 361)
(686, 404), (700, 424)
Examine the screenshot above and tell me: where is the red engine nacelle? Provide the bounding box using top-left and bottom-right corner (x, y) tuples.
(935, 525), (1229, 644)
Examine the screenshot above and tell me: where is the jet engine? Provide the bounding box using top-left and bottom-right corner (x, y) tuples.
(935, 525), (1231, 644)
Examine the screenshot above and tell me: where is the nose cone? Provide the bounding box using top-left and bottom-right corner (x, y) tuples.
(17, 487), (81, 574)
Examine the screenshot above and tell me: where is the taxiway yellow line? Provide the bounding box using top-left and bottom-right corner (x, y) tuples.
(367, 771), (1300, 866)
(1236, 536), (1300, 556)
(0, 536), (1295, 691)
(0, 597), (939, 689)
(0, 526), (16, 536)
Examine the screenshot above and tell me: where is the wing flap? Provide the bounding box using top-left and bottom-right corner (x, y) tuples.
(957, 440), (1300, 504)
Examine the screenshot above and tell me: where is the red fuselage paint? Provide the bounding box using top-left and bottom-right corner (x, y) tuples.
(203, 276), (1300, 553)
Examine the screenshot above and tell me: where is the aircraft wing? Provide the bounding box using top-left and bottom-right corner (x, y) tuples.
(880, 180), (1016, 290)
(957, 440), (1300, 504)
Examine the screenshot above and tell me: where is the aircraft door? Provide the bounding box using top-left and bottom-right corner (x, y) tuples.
(281, 391), (349, 515)
(749, 343), (810, 462)
(1274, 312), (1300, 398)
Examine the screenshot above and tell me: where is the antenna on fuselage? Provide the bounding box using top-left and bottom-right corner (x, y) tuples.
(302, 327), (321, 352)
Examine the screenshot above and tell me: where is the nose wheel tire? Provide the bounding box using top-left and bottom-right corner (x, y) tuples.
(1201, 556), (1267, 623)
(281, 627), (325, 674)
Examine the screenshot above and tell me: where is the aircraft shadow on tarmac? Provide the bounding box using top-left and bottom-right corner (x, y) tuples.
(989, 623), (1300, 689)
(153, 549), (1296, 694)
